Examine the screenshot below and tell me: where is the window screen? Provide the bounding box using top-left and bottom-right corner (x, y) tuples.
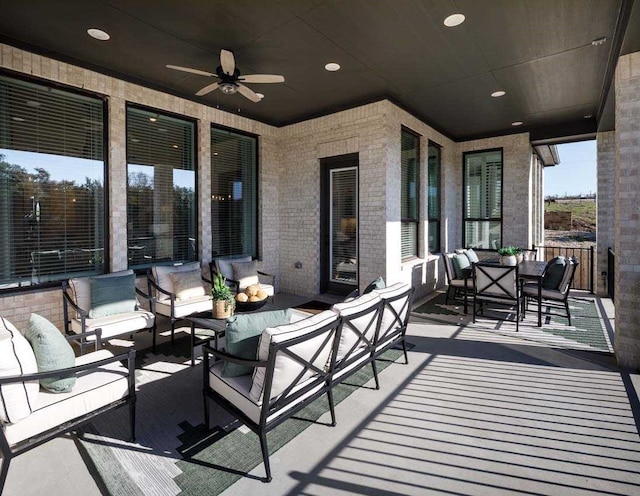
(211, 127), (257, 258)
(0, 75), (105, 289)
(463, 149), (503, 249)
(401, 129), (419, 260)
(126, 107), (196, 268)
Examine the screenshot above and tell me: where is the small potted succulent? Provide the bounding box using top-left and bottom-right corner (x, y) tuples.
(498, 246), (520, 266)
(211, 271), (235, 319)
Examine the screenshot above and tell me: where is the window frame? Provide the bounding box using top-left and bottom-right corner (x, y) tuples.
(400, 126), (420, 261)
(427, 141), (442, 254)
(210, 123), (259, 260)
(125, 103), (199, 271)
(462, 147), (504, 250)
(0, 70), (109, 293)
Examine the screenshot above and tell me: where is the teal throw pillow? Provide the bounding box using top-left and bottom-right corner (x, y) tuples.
(452, 253), (471, 279)
(222, 309), (292, 377)
(465, 249), (480, 264)
(89, 273), (137, 318)
(25, 313), (76, 393)
(363, 276), (385, 294)
(542, 256), (566, 289)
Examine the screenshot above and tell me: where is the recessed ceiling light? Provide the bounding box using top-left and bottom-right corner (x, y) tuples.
(149, 117), (157, 122)
(591, 37), (607, 46)
(491, 90), (506, 98)
(12, 117), (25, 122)
(87, 28), (110, 41)
(325, 62), (340, 72)
(131, 138), (140, 143)
(213, 152), (219, 156)
(255, 93), (265, 99)
(584, 114), (593, 119)
(511, 121), (523, 126)
(172, 145), (179, 149)
(444, 13), (465, 27)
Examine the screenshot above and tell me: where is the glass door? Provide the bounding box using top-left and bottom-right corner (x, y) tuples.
(320, 154), (358, 294)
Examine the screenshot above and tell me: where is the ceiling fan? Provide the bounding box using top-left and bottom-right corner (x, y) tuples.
(166, 49), (284, 102)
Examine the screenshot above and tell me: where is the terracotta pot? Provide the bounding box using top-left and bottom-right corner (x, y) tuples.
(213, 299), (233, 319)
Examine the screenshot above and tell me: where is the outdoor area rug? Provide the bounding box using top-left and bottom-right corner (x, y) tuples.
(77, 336), (404, 496)
(412, 292), (613, 353)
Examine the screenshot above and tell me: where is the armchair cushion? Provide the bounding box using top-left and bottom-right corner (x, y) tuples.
(363, 276), (385, 294)
(250, 310), (337, 403)
(68, 269), (135, 317)
(70, 310), (155, 339)
(0, 317), (39, 424)
(152, 262), (201, 301)
(89, 272), (137, 318)
(231, 260), (260, 289)
(217, 256), (252, 281)
(542, 256), (566, 290)
(170, 269), (206, 300)
(452, 253), (471, 279)
(25, 314), (76, 393)
(222, 309), (292, 378)
(464, 248), (480, 263)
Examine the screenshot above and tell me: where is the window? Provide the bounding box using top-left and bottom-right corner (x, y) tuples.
(463, 149), (503, 249)
(126, 106), (196, 269)
(427, 142), (441, 253)
(211, 127), (257, 258)
(401, 128), (419, 260)
(0, 75), (105, 289)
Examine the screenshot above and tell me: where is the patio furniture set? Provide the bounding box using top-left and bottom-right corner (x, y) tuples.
(0, 253), (414, 489)
(443, 248), (580, 329)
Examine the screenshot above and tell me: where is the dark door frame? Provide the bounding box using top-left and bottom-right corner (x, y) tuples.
(320, 153), (359, 295)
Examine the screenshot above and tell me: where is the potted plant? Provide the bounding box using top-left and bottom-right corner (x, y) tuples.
(211, 271), (235, 319)
(498, 246), (519, 266)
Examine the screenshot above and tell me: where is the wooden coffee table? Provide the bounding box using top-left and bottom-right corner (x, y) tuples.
(185, 303), (280, 366)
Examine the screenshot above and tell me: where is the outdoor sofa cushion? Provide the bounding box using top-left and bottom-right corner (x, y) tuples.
(0, 317), (39, 424)
(222, 309), (292, 378)
(452, 253), (472, 279)
(68, 270), (138, 319)
(330, 292), (381, 361)
(170, 269), (206, 300)
(464, 248), (480, 263)
(152, 262), (201, 301)
(217, 256), (252, 281)
(231, 261), (260, 289)
(542, 256), (566, 289)
(25, 313), (76, 393)
(372, 282), (413, 352)
(69, 310), (155, 340)
(89, 272), (137, 318)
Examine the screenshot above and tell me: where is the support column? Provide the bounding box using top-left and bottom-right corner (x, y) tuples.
(596, 131), (615, 296)
(614, 52), (640, 369)
(108, 97), (128, 272)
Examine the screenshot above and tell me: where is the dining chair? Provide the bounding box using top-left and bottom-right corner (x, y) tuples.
(472, 262), (521, 331)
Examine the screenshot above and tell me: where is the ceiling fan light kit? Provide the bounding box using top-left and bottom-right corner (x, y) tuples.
(167, 49), (284, 102)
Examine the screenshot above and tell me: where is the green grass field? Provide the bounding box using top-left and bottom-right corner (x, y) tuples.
(545, 198), (596, 231)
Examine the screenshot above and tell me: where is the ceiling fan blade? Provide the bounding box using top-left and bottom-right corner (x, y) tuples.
(220, 49), (236, 76)
(240, 74), (285, 84)
(195, 82), (220, 96)
(237, 84), (262, 102)
(166, 65), (216, 77)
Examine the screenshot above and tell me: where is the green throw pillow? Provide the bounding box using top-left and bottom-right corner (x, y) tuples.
(464, 248), (480, 264)
(542, 256), (566, 289)
(363, 276), (385, 294)
(25, 313), (76, 393)
(452, 253), (471, 279)
(222, 309), (292, 378)
(89, 273), (137, 318)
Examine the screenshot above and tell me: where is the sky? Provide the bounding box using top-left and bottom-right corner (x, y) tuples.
(544, 140), (597, 198)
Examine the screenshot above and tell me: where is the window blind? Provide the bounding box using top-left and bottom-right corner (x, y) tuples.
(126, 107), (196, 268)
(211, 127), (257, 258)
(0, 75), (105, 288)
(401, 129), (419, 260)
(427, 143), (441, 253)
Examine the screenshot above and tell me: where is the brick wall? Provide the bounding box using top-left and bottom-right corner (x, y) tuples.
(596, 131), (615, 296)
(614, 52), (640, 369)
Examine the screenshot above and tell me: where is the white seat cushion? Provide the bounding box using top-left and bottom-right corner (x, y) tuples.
(152, 262), (201, 301)
(4, 349), (130, 446)
(0, 317), (39, 424)
(70, 310), (155, 340)
(250, 310), (338, 403)
(154, 295), (212, 318)
(372, 283), (412, 345)
(331, 292), (381, 361)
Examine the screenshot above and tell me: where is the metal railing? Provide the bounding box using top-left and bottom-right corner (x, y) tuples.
(533, 244), (594, 293)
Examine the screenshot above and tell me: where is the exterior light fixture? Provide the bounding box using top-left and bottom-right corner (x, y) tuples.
(444, 13), (465, 27)
(491, 90), (506, 97)
(325, 62), (340, 72)
(87, 28), (110, 41)
(511, 121), (523, 126)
